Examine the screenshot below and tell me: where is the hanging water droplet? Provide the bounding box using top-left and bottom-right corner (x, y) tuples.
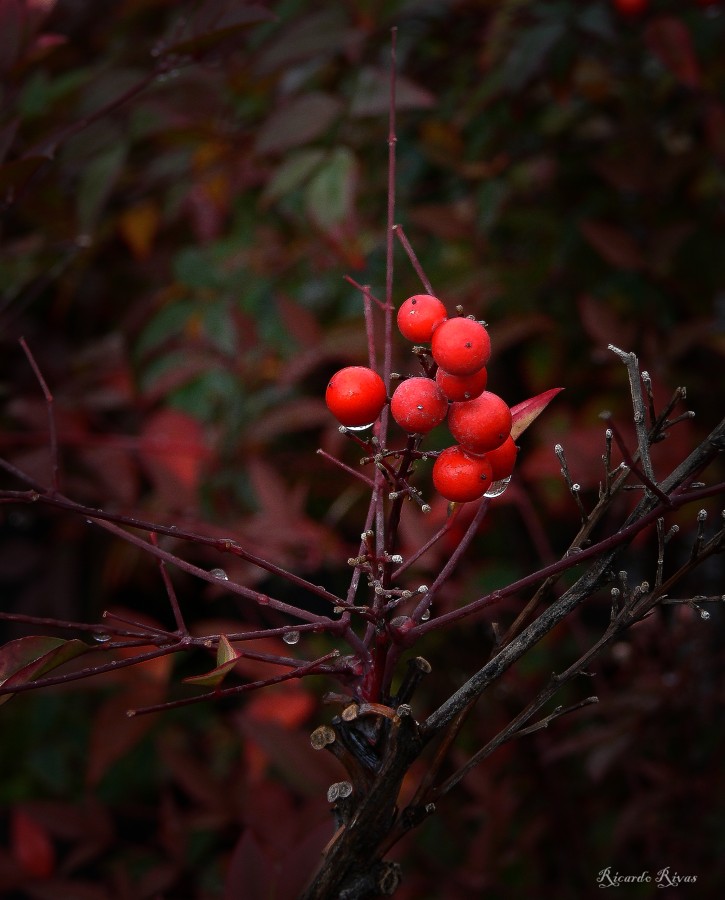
(420, 607), (431, 622)
(346, 422), (374, 432)
(484, 476), (511, 498)
(700, 609), (711, 621)
(93, 633), (111, 643)
(283, 630), (300, 645)
(210, 568), (228, 581)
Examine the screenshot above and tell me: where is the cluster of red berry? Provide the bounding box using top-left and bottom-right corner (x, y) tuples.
(325, 294), (518, 504)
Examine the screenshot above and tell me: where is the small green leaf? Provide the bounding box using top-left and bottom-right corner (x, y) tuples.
(216, 634), (238, 667)
(0, 636), (89, 706)
(183, 635), (240, 688)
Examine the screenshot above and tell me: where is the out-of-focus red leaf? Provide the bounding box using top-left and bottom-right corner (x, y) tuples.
(254, 8), (360, 75)
(578, 294), (636, 356)
(510, 388), (564, 441)
(236, 717), (334, 796)
(78, 444), (139, 506)
(138, 408), (211, 509)
(579, 219), (645, 270)
(645, 16), (702, 89)
(705, 102), (725, 161)
(276, 295), (322, 348)
(223, 830), (272, 900)
(0, 636), (89, 705)
(245, 683), (316, 730)
(164, 4), (273, 57)
(0, 0), (24, 72)
(86, 678), (165, 786)
(0, 155), (48, 193)
(10, 808), (56, 880)
(0, 118), (18, 165)
(255, 92), (342, 155)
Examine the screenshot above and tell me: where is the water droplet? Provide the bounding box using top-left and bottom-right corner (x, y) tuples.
(93, 633), (111, 643)
(346, 422), (374, 432)
(484, 477), (511, 498)
(283, 630), (300, 645)
(700, 609), (711, 621)
(420, 607), (431, 622)
(210, 568), (228, 581)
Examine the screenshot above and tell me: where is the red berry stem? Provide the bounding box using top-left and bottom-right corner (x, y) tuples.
(393, 224), (434, 295)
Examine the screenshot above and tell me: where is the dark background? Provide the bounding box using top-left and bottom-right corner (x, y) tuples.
(1, 1), (723, 897)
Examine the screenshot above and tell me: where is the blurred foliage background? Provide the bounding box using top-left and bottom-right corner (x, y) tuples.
(1, 0), (724, 897)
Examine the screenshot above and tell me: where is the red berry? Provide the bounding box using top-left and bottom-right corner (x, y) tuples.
(484, 434), (518, 481)
(432, 445), (493, 503)
(397, 294), (447, 343)
(435, 366), (488, 402)
(325, 366), (387, 427)
(431, 317), (491, 376)
(390, 377), (448, 434)
(448, 390), (512, 454)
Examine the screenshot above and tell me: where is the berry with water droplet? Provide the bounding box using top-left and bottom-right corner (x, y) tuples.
(396, 294), (447, 343)
(432, 445), (493, 502)
(448, 390), (512, 454)
(390, 377), (448, 434)
(326, 366), (387, 427)
(483, 434), (518, 481)
(431, 317), (491, 376)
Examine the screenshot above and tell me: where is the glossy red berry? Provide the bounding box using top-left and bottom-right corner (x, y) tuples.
(325, 366), (387, 427)
(431, 317), (491, 376)
(435, 366), (488, 402)
(397, 294), (448, 343)
(484, 434), (518, 481)
(448, 390), (512, 454)
(432, 445), (493, 503)
(390, 377), (448, 434)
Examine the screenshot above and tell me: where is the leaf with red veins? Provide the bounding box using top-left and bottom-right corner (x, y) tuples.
(510, 388), (564, 441)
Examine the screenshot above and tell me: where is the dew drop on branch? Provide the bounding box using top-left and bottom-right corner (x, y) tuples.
(283, 630), (301, 645)
(210, 568), (228, 581)
(93, 633), (111, 643)
(484, 477), (511, 498)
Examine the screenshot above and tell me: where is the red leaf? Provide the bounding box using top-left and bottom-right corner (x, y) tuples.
(645, 16), (701, 89)
(510, 388), (564, 441)
(224, 830), (272, 900)
(0, 636), (89, 705)
(578, 294), (636, 354)
(579, 219), (645, 270)
(0, 0), (24, 73)
(138, 408), (211, 509)
(245, 684), (316, 730)
(10, 808), (56, 880)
